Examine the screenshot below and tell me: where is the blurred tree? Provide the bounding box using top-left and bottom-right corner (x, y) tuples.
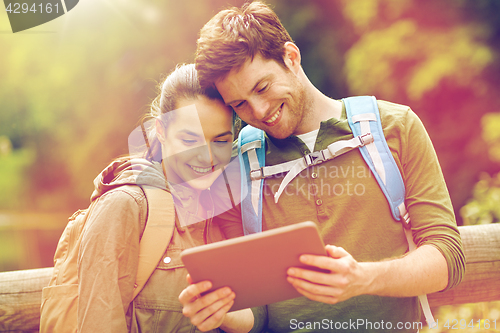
(482, 113), (500, 163)
(2, 0), (500, 273)
(272, 0), (349, 98)
(259, 0), (500, 225)
(1, 0), (500, 223)
(452, 0), (500, 225)
(460, 172), (500, 225)
(330, 0), (500, 224)
(0, 0), (238, 212)
(460, 112), (500, 224)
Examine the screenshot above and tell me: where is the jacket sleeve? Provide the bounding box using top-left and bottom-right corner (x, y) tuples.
(77, 188), (145, 332)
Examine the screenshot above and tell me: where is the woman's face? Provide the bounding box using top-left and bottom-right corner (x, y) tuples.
(158, 96), (233, 191)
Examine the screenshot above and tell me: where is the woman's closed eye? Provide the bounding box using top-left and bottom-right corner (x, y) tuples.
(181, 138), (198, 145)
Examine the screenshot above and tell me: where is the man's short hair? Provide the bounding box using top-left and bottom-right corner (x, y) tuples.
(195, 1), (293, 89)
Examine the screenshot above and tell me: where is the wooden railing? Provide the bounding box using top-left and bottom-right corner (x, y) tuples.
(428, 224), (500, 307)
(0, 267), (52, 332)
(1, 224), (499, 332)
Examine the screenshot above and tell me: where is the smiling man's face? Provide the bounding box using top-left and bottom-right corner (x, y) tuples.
(215, 53), (308, 139)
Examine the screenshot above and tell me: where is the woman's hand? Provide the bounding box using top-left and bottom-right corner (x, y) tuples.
(179, 275), (235, 331)
(179, 275), (254, 332)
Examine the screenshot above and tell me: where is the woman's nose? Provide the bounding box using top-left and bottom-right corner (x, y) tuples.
(196, 144), (213, 165)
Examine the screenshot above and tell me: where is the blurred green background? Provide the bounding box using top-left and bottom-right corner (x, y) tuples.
(1, 0), (500, 313)
(1, 0), (500, 269)
(1, 0), (500, 330)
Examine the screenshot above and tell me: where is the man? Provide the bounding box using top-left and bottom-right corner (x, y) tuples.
(179, 2), (465, 332)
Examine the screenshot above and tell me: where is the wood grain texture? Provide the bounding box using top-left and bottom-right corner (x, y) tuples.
(0, 267), (52, 332)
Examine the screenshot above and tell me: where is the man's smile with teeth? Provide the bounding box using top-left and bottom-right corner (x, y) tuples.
(264, 104), (283, 124)
(189, 165), (214, 174)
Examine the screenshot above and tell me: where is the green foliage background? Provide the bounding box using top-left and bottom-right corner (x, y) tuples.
(1, 0), (499, 223)
(1, 0), (500, 328)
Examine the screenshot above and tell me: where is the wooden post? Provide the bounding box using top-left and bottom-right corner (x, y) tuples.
(0, 224), (499, 331)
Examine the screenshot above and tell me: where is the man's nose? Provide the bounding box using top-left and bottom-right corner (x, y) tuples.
(248, 97), (270, 120)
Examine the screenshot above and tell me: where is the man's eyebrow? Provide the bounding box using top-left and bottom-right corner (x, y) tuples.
(225, 74), (273, 106)
(250, 74), (273, 93)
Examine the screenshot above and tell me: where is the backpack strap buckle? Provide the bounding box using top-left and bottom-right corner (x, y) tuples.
(359, 133), (374, 146)
(250, 168), (264, 181)
(304, 151), (326, 166)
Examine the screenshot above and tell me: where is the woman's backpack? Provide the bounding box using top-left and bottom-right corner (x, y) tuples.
(39, 185), (174, 333)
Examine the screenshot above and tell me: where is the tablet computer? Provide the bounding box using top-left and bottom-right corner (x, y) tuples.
(180, 221), (327, 311)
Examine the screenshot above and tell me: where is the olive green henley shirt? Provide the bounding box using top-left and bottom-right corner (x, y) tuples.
(215, 99), (465, 333)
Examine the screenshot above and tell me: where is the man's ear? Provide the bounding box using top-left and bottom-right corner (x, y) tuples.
(283, 42), (301, 74)
(156, 119), (166, 142)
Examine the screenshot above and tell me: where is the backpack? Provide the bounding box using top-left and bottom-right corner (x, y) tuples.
(237, 95), (435, 326)
(39, 185), (174, 333)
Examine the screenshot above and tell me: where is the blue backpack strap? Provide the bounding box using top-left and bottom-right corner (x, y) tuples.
(345, 96), (435, 326)
(344, 96), (406, 222)
(238, 96), (406, 225)
(238, 125), (265, 235)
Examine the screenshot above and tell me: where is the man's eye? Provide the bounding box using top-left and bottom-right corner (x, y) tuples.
(213, 140), (229, 146)
(257, 85), (268, 93)
(234, 101), (245, 109)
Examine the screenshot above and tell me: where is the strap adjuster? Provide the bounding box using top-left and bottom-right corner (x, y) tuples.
(402, 211), (411, 229)
(304, 151), (326, 166)
(358, 133), (374, 146)
(250, 168), (264, 180)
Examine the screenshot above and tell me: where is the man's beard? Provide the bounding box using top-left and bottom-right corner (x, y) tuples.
(268, 74), (310, 139)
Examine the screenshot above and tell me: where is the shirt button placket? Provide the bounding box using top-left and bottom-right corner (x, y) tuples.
(310, 168), (324, 214)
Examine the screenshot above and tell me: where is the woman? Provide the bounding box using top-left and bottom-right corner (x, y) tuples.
(75, 64), (251, 332)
